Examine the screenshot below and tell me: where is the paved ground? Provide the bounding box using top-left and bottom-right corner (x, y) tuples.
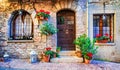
(0, 59), (120, 70)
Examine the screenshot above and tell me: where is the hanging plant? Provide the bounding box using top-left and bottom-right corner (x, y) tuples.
(36, 10), (50, 20)
(39, 22), (58, 35)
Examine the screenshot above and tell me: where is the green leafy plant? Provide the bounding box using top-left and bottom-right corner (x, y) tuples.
(39, 22), (58, 35)
(56, 46), (61, 53)
(96, 33), (112, 41)
(74, 34), (98, 60)
(60, 16), (64, 24)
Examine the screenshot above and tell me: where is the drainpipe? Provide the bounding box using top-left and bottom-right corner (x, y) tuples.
(87, 0), (89, 37)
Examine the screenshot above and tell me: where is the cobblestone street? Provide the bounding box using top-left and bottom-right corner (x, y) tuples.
(0, 59), (120, 70)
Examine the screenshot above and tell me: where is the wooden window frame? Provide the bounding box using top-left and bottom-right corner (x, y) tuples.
(93, 13), (114, 43)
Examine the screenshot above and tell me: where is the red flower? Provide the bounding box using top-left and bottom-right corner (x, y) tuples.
(96, 34), (102, 38)
(87, 52), (93, 57)
(45, 11), (50, 14)
(110, 36), (112, 39)
(39, 10), (45, 12)
(105, 33), (109, 36)
(45, 47), (52, 51)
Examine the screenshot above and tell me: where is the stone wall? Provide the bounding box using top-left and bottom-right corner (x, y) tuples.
(1, 0), (120, 62)
(0, 1), (87, 58)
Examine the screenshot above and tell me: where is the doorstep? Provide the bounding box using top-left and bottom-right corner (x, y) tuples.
(50, 56), (83, 63)
(58, 51), (76, 56)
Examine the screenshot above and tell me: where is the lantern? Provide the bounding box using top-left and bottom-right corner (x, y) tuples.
(3, 52), (9, 62)
(30, 50), (38, 63)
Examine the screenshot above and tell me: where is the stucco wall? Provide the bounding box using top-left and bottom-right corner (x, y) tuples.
(88, 4), (120, 62)
(0, 1), (87, 58)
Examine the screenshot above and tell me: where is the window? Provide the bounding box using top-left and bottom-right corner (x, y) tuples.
(93, 14), (114, 43)
(8, 10), (33, 40)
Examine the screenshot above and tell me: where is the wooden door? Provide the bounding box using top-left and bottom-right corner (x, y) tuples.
(57, 10), (75, 51)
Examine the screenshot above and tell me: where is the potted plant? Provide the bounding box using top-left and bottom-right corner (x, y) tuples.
(75, 51), (82, 57)
(42, 47), (59, 62)
(56, 46), (61, 53)
(36, 10), (50, 20)
(74, 34), (98, 64)
(96, 33), (112, 43)
(39, 22), (58, 36)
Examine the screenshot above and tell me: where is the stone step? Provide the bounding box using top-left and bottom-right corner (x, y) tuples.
(58, 51), (76, 56)
(50, 56), (83, 63)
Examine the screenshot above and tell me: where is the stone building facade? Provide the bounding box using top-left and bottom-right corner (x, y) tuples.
(0, 0), (120, 62)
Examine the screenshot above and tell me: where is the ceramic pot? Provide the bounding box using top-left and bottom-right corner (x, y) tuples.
(84, 58), (90, 64)
(43, 55), (50, 62)
(75, 51), (82, 57)
(96, 40), (108, 43)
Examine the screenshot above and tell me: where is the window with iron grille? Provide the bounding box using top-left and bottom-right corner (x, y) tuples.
(8, 10), (33, 40)
(93, 14), (114, 43)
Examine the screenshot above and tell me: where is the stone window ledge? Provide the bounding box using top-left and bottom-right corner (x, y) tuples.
(7, 40), (34, 43)
(95, 43), (116, 46)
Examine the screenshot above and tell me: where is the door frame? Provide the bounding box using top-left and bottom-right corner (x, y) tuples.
(56, 9), (76, 51)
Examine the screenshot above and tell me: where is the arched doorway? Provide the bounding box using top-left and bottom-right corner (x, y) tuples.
(57, 9), (75, 51)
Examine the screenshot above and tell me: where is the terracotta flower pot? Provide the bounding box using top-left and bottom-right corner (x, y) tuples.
(75, 51), (82, 57)
(37, 16), (44, 20)
(84, 58), (90, 64)
(96, 40), (108, 43)
(43, 55), (50, 62)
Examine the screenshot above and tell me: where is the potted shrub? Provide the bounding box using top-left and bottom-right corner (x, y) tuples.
(39, 22), (58, 36)
(74, 34), (98, 64)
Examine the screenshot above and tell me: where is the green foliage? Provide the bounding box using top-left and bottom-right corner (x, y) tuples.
(44, 14), (50, 18)
(56, 46), (61, 52)
(39, 22), (58, 35)
(45, 50), (59, 58)
(96, 36), (110, 41)
(36, 12), (46, 17)
(74, 34), (98, 60)
(60, 16), (64, 24)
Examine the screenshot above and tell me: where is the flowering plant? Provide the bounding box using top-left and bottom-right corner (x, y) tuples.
(36, 10), (50, 20)
(96, 33), (112, 41)
(74, 34), (98, 60)
(84, 52), (93, 60)
(44, 47), (59, 58)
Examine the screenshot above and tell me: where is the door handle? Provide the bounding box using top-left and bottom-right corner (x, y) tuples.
(65, 30), (69, 34)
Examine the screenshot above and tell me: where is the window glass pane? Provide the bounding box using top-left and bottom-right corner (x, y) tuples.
(9, 10), (33, 40)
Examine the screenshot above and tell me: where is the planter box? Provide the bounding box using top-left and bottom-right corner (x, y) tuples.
(96, 40), (108, 43)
